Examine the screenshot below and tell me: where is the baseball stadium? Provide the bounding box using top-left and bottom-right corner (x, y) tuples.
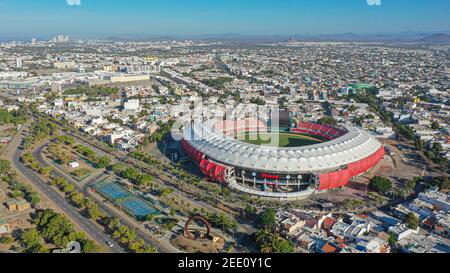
(180, 112), (385, 201)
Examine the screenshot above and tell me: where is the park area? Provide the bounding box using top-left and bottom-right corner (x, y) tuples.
(44, 137), (112, 182)
(44, 144), (95, 181)
(237, 132), (323, 147)
(91, 178), (161, 220)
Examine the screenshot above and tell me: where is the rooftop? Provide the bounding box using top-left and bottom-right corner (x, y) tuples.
(184, 119), (383, 173)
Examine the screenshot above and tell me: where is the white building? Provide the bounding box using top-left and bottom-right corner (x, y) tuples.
(69, 162), (80, 169)
(388, 224), (419, 241)
(123, 99), (140, 111)
(16, 58), (22, 68)
(418, 190), (450, 212)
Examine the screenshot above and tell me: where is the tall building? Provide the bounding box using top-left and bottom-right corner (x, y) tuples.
(52, 35), (70, 43)
(16, 58), (22, 68)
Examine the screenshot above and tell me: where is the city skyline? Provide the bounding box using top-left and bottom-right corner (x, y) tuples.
(0, 0), (449, 259)
(0, 0), (449, 39)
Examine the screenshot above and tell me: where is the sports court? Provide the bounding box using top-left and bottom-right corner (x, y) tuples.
(92, 178), (161, 219)
(95, 182), (131, 200)
(121, 198), (160, 218)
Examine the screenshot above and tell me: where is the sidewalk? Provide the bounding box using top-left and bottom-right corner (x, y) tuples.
(36, 141), (181, 253)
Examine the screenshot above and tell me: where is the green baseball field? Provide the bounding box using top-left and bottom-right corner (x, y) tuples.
(237, 132), (323, 147)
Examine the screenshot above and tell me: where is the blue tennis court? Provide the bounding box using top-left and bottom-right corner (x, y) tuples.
(122, 198), (160, 217)
(92, 178), (161, 220)
(95, 182), (131, 200)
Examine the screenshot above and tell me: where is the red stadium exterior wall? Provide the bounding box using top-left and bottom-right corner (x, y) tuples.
(318, 169), (350, 191)
(318, 146), (385, 191)
(199, 159), (227, 183)
(181, 139), (204, 164)
(181, 135), (385, 192)
(181, 139), (227, 183)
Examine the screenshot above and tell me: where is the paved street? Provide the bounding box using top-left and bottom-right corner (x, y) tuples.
(33, 141), (181, 253)
(9, 127), (126, 253)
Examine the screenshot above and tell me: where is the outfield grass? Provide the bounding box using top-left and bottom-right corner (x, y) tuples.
(237, 132), (323, 147)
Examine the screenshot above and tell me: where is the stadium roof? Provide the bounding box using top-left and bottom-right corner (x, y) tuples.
(183, 119), (383, 174)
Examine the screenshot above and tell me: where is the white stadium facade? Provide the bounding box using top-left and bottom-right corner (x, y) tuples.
(180, 118), (385, 201)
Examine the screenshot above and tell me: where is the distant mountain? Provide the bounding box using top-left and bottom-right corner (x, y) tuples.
(103, 35), (176, 42)
(288, 32), (440, 42)
(286, 38), (297, 43)
(418, 33), (450, 44)
(27, 31), (449, 44)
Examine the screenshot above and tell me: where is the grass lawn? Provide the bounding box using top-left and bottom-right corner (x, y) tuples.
(237, 132), (323, 147)
(45, 145), (96, 181)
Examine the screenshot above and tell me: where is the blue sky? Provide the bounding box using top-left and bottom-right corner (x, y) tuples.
(0, 0), (449, 38)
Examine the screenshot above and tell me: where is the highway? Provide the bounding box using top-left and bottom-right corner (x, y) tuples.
(34, 114), (227, 215)
(33, 142), (180, 253)
(57, 127), (240, 218)
(10, 130), (126, 253)
(58, 127), (259, 243)
(24, 112), (255, 249)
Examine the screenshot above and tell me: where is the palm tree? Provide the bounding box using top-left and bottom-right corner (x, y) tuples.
(126, 229), (137, 243)
(108, 218), (121, 230)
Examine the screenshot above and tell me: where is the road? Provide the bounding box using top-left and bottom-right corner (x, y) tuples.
(10, 130), (126, 253)
(58, 128), (240, 218)
(33, 142), (180, 253)
(31, 112), (240, 219)
(30, 112), (257, 246)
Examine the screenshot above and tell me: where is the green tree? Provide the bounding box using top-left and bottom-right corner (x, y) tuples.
(348, 105), (357, 113)
(317, 116), (337, 126)
(244, 204), (257, 216)
(432, 176), (449, 192)
(107, 217), (121, 231)
(39, 166), (53, 176)
(85, 200), (100, 220)
(432, 142), (443, 153)
(80, 239), (98, 253)
(20, 229), (45, 252)
(415, 139), (425, 150)
(403, 212), (419, 230)
(95, 156), (111, 168)
(431, 121), (440, 130)
(406, 177), (421, 191)
(145, 214), (155, 222)
(70, 192), (85, 207)
(0, 159), (12, 175)
(138, 174), (154, 187)
(388, 232), (397, 246)
(11, 190), (24, 198)
(369, 176), (393, 194)
(159, 188), (173, 197)
(30, 194), (41, 207)
(143, 246), (157, 253)
(57, 135), (75, 145)
(63, 184), (76, 195)
(111, 163), (128, 174)
(169, 208), (176, 217)
(273, 237), (295, 253)
(259, 208), (277, 230)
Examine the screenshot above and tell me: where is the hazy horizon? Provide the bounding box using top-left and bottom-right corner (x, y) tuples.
(0, 0), (449, 39)
(1, 30), (450, 42)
